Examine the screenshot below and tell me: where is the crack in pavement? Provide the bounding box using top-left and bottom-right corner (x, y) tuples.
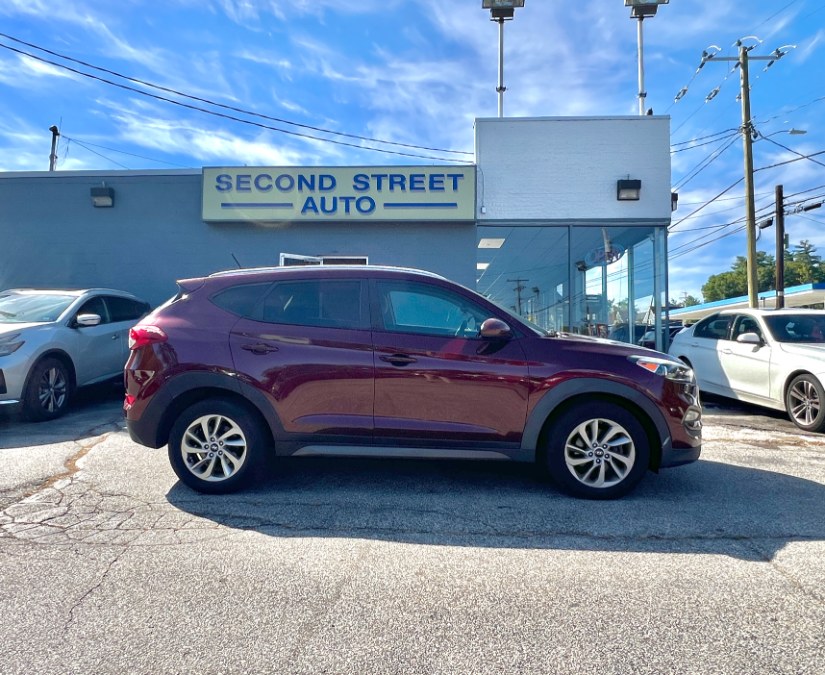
(63, 544), (129, 633)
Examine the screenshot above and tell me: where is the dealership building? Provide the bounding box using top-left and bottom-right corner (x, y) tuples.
(0, 116), (673, 347)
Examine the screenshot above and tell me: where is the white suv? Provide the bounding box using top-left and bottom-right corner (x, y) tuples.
(0, 288), (149, 420)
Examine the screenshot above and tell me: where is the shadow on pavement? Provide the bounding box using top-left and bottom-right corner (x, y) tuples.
(0, 380), (125, 447)
(167, 455), (825, 561)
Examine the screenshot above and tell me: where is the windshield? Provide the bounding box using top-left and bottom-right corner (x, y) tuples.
(0, 292), (77, 323)
(763, 314), (825, 344)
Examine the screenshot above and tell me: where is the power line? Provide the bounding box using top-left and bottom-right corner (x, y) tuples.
(63, 135), (191, 168)
(0, 32), (473, 159)
(760, 136), (825, 169)
(0, 39), (472, 164)
(672, 134), (740, 191)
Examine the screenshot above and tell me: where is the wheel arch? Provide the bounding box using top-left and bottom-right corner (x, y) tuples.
(23, 349), (77, 394)
(782, 369), (820, 409)
(524, 379), (669, 471)
(151, 372), (282, 449)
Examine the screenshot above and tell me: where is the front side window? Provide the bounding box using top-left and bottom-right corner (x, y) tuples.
(77, 296), (109, 323)
(731, 315), (763, 341)
(258, 279), (366, 329)
(377, 281), (490, 338)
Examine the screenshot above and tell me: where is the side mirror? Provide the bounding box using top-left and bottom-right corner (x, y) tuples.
(479, 317), (512, 340)
(736, 332), (762, 345)
(76, 313), (102, 327)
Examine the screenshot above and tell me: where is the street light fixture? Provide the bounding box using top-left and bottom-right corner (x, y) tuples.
(624, 0), (669, 115)
(482, 0), (525, 118)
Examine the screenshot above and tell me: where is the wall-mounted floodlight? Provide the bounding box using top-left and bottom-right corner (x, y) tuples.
(482, 1), (525, 117)
(617, 179), (642, 201)
(91, 186), (115, 208)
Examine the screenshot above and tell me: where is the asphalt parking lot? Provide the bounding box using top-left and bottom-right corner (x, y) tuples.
(1, 386), (823, 674)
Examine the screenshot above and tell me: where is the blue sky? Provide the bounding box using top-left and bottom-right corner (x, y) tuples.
(1, 0), (823, 301)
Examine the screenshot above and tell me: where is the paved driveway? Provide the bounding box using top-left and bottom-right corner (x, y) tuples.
(1, 388), (823, 674)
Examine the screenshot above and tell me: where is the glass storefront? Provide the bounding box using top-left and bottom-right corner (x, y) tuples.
(476, 223), (669, 350)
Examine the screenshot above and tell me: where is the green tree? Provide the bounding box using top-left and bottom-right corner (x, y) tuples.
(784, 240), (825, 286)
(701, 252), (775, 302)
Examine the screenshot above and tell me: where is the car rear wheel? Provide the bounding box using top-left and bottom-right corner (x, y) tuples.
(544, 401), (650, 499)
(785, 374), (825, 433)
(23, 357), (71, 422)
(168, 399), (267, 494)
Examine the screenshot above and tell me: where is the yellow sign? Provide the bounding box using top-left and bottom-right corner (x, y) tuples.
(202, 166), (476, 222)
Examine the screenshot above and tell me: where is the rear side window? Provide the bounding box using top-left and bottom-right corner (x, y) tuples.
(258, 280), (366, 329)
(106, 296), (150, 322)
(211, 283), (272, 318)
(693, 314), (732, 340)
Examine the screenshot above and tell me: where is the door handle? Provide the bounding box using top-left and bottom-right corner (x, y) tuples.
(721, 348), (732, 354)
(241, 343), (279, 355)
(379, 354), (417, 366)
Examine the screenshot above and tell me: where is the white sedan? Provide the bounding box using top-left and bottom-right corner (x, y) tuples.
(669, 308), (825, 432)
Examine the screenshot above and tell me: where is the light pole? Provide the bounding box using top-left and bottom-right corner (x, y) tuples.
(482, 1), (525, 118)
(624, 1), (669, 115)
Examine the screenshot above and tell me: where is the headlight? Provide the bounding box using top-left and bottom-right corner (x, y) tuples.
(0, 333), (25, 356)
(628, 355), (694, 382)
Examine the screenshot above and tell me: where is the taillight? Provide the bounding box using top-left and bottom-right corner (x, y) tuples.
(129, 325), (168, 350)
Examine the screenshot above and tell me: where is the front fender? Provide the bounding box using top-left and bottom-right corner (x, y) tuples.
(521, 377), (670, 461)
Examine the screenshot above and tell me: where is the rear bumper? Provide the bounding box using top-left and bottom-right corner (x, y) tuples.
(125, 386), (174, 449)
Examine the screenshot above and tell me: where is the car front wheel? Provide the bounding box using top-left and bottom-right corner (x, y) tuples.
(23, 357), (71, 421)
(168, 399), (268, 494)
(544, 401), (650, 499)
(785, 374), (825, 433)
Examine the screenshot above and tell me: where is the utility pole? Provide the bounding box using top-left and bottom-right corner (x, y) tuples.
(775, 184), (785, 309)
(739, 45), (758, 308)
(48, 125), (60, 171)
(508, 277), (528, 315)
(705, 43), (779, 308)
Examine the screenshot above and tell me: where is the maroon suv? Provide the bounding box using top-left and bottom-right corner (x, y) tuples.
(125, 266), (701, 498)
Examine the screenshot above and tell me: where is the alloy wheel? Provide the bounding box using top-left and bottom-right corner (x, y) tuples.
(788, 379), (821, 428)
(180, 414), (248, 482)
(564, 418), (636, 489)
(37, 366), (68, 414)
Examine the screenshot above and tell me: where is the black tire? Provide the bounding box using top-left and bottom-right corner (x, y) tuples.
(543, 401), (651, 499)
(785, 374), (825, 433)
(23, 357), (72, 422)
(168, 399), (268, 494)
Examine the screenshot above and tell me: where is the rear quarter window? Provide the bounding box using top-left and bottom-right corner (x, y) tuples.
(211, 283), (272, 318)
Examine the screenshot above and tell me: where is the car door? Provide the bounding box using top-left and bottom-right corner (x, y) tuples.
(228, 277), (375, 441)
(371, 278), (530, 448)
(682, 313), (733, 394)
(720, 314), (772, 401)
(71, 295), (125, 385)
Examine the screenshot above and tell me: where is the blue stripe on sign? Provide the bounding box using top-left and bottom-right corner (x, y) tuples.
(221, 202), (293, 208)
(383, 203), (458, 208)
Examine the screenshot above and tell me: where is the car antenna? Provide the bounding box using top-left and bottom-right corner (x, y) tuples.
(230, 253), (243, 268)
